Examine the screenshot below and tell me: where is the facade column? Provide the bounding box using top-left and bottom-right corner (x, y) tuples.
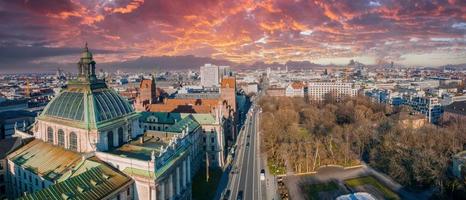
(182, 160), (187, 188)
(151, 186), (156, 200)
(160, 181), (165, 200)
(176, 167), (180, 195)
(187, 156), (191, 182)
(113, 129), (118, 147)
(169, 174), (174, 198)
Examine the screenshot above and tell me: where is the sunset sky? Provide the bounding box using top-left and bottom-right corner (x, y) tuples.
(0, 0), (465, 70)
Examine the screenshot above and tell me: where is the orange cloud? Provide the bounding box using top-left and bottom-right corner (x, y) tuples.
(107, 0), (145, 14)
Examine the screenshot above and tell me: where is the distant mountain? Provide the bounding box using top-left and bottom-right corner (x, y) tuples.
(98, 55), (237, 72)
(440, 63), (466, 70)
(244, 60), (325, 70)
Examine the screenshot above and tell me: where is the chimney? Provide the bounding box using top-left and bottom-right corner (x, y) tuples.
(139, 136), (144, 144)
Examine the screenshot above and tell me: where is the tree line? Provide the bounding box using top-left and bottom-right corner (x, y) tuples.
(259, 94), (466, 198)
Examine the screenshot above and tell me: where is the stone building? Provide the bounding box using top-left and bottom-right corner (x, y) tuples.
(134, 75), (158, 112)
(5, 44), (201, 200)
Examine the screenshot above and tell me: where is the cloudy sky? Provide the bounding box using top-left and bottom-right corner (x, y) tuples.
(0, 0), (465, 71)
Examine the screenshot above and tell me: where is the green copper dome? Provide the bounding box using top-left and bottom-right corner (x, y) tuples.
(38, 44), (138, 130)
(42, 89), (134, 123)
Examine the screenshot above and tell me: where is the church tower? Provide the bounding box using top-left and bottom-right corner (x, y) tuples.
(135, 71), (158, 111)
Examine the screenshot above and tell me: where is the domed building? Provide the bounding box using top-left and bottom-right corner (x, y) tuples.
(6, 44), (201, 200)
(35, 43), (141, 152)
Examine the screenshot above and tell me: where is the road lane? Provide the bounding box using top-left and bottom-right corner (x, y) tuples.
(225, 107), (263, 200)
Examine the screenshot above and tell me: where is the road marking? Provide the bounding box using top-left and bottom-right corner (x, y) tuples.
(233, 115), (250, 199)
(251, 113), (256, 200)
(244, 116), (252, 200)
(255, 111), (262, 200)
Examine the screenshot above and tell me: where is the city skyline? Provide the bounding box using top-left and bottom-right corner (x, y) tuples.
(0, 0), (465, 71)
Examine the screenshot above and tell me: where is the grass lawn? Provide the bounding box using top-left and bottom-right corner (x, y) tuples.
(192, 167), (223, 200)
(345, 176), (400, 200)
(304, 181), (340, 200)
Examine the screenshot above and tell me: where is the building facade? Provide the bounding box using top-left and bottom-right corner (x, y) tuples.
(5, 45), (203, 200)
(307, 82), (359, 101)
(134, 75), (158, 111)
(200, 64), (219, 88)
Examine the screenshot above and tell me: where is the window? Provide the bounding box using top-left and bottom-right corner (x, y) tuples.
(69, 132), (78, 151)
(0, 174), (4, 182)
(211, 129), (214, 133)
(107, 131), (114, 150)
(203, 137), (206, 143)
(211, 137), (214, 143)
(127, 188), (130, 196)
(0, 162), (3, 170)
(47, 127), (54, 143)
(57, 129), (65, 147)
(118, 127), (124, 146)
(211, 146), (215, 151)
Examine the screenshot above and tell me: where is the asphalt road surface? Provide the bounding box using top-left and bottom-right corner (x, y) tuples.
(227, 106), (262, 200)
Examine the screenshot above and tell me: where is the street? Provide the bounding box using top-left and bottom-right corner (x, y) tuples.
(217, 100), (271, 200)
(228, 106), (261, 200)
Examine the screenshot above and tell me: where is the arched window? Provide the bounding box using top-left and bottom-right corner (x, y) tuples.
(57, 129), (65, 147)
(47, 127), (54, 143)
(107, 131), (114, 150)
(118, 127), (124, 146)
(69, 132), (78, 151)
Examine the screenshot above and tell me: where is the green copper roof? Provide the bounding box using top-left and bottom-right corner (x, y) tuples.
(38, 44), (138, 130)
(20, 162), (132, 200)
(39, 84), (137, 130)
(93, 90), (134, 121)
(166, 115), (200, 133)
(141, 112), (217, 125)
(180, 113), (217, 125)
(43, 92), (85, 121)
(140, 112), (182, 124)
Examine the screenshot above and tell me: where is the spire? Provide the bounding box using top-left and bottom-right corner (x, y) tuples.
(84, 42), (88, 52)
(77, 42), (97, 82)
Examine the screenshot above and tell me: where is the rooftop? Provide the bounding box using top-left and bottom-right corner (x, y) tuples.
(7, 139), (83, 181)
(444, 101), (466, 116)
(165, 115), (200, 133)
(0, 110), (36, 121)
(221, 77), (236, 88)
(149, 104), (213, 113)
(141, 111), (217, 125)
(20, 157), (132, 200)
(38, 44), (138, 130)
(0, 137), (23, 159)
(109, 135), (169, 160)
